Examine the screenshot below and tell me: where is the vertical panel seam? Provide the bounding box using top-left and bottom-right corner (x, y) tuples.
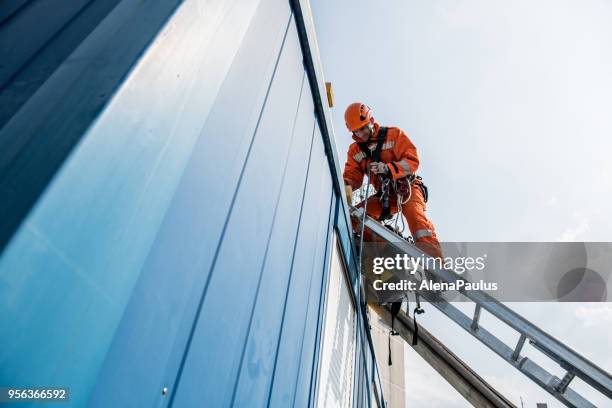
(0, 0), (97, 93)
(116, 0), (243, 256)
(0, 0), (36, 26)
(265, 116), (316, 407)
(166, 13), (293, 407)
(228, 69), (306, 406)
(306, 194), (336, 407)
(290, 187), (333, 407)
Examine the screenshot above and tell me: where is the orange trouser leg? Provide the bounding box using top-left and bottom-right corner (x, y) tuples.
(402, 183), (443, 259)
(352, 184), (442, 259)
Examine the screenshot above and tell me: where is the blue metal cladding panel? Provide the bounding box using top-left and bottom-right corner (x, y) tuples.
(0, 0), (291, 406)
(305, 196), (336, 408)
(301, 195), (335, 408)
(0, 0), (92, 87)
(230, 83), (317, 404)
(0, 0), (30, 24)
(87, 1), (293, 406)
(0, 0), (186, 250)
(0, 0), (133, 127)
(169, 18), (330, 407)
(0, 1), (374, 407)
(267, 126), (334, 407)
(335, 199), (360, 287)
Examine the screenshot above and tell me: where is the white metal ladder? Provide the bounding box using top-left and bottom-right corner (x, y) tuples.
(353, 208), (612, 408)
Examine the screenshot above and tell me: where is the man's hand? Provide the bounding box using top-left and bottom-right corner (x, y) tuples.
(369, 161), (389, 175)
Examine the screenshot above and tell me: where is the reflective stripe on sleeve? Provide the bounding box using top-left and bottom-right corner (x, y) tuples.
(382, 140), (395, 150)
(353, 152), (366, 163)
(399, 159), (411, 174)
(414, 229), (433, 239)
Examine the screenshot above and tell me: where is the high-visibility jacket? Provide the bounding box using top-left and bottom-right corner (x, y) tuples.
(343, 123), (420, 190)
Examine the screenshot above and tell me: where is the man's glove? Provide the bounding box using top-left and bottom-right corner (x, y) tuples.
(369, 161), (389, 175)
(344, 184), (353, 205)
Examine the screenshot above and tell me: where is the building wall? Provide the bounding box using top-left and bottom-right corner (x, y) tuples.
(369, 307), (407, 408)
(0, 0), (386, 407)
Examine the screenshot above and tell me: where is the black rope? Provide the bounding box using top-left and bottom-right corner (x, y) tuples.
(388, 301), (401, 365)
(412, 293), (425, 346)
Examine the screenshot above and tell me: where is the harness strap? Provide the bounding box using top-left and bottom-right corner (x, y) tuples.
(412, 293), (425, 346)
(415, 176), (428, 203)
(357, 127), (388, 162)
(358, 128), (394, 221)
(388, 301), (402, 365)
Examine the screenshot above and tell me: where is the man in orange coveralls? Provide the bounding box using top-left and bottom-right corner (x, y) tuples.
(343, 102), (442, 258)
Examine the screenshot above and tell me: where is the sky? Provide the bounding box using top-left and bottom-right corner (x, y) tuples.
(310, 1), (612, 406)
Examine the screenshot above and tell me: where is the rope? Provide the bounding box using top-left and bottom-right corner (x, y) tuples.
(392, 177), (413, 236)
(355, 168), (389, 407)
(358, 168), (372, 275)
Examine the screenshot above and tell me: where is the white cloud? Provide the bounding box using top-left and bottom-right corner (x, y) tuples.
(575, 304), (612, 328)
(557, 217), (591, 241)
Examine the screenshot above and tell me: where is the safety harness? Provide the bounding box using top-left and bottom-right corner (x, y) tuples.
(356, 127), (388, 167)
(357, 127), (429, 222)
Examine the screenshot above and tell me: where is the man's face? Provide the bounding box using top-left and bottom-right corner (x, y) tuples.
(352, 123), (372, 141)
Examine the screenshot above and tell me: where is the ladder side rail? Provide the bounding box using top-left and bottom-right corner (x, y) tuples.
(353, 209), (612, 401)
(420, 292), (596, 408)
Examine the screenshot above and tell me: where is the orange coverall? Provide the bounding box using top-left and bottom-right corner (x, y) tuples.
(343, 123), (442, 258)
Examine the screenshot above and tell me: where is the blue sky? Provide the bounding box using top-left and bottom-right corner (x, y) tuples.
(310, 1), (611, 406)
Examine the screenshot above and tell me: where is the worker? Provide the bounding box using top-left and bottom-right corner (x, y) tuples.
(343, 102), (442, 259)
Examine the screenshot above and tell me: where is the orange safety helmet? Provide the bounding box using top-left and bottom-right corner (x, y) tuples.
(344, 102), (373, 132)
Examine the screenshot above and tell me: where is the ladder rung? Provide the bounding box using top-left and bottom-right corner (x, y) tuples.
(556, 371), (576, 394)
(512, 334), (527, 362)
(471, 304), (481, 331)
